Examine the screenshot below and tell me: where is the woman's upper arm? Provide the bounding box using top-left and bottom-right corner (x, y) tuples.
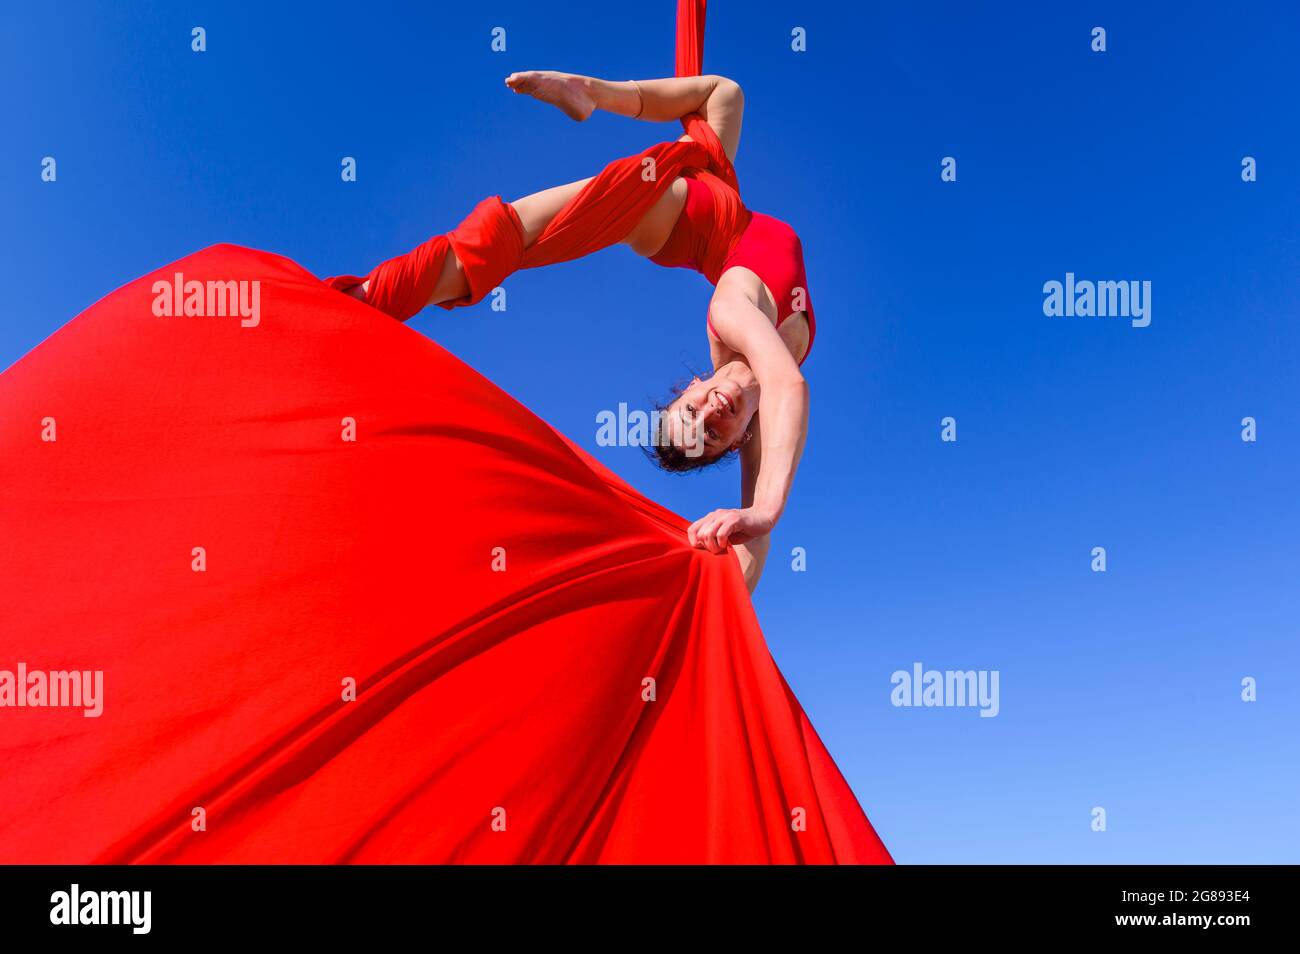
(708, 288), (804, 385)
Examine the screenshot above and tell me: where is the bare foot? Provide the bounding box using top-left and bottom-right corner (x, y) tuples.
(504, 70), (596, 122)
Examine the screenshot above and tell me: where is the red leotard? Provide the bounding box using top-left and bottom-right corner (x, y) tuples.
(650, 174), (816, 365)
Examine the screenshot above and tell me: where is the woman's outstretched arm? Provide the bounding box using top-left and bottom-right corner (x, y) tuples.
(505, 71), (745, 161)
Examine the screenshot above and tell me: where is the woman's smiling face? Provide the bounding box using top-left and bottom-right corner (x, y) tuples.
(661, 370), (755, 461)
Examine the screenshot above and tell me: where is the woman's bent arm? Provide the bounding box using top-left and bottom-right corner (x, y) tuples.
(686, 291), (809, 557)
(712, 294), (809, 526)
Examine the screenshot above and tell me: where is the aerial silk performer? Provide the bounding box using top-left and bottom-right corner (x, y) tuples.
(326, 9), (816, 594)
(0, 1), (892, 863)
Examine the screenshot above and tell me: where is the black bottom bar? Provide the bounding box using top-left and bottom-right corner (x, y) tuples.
(0, 864), (1285, 940)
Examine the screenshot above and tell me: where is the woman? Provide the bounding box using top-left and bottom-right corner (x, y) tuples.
(330, 70), (813, 593)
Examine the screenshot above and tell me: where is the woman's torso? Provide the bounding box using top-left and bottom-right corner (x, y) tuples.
(627, 171), (813, 368)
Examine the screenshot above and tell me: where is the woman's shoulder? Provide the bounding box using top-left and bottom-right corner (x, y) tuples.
(714, 267), (775, 317)
(710, 271), (811, 366)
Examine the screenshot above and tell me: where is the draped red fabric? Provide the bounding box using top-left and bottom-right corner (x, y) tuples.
(0, 244), (892, 863)
(337, 197), (528, 321)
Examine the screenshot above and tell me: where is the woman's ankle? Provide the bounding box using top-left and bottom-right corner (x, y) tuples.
(587, 77), (641, 118)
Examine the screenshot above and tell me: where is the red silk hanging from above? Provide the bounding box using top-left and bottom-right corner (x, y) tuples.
(676, 0), (708, 77)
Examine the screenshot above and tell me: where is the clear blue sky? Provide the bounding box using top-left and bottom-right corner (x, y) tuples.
(3, 1), (1297, 863)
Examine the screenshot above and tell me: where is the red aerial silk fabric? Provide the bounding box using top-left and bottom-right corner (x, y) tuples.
(676, 0), (707, 77)
(0, 244), (891, 863)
